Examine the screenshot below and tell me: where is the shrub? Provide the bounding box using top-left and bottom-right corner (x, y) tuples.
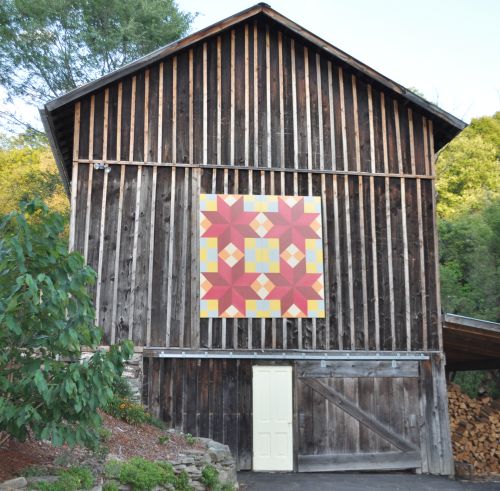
(102, 482), (120, 491)
(158, 434), (170, 445)
(105, 397), (151, 425)
(174, 470), (192, 491)
(185, 433), (196, 445)
(105, 458), (195, 491)
(0, 200), (133, 448)
(201, 465), (234, 491)
(201, 465), (219, 489)
(106, 457), (176, 491)
(33, 466), (94, 491)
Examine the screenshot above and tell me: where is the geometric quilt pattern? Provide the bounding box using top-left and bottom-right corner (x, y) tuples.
(200, 194), (325, 318)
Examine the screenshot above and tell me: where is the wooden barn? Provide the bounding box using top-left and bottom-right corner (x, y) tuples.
(41, 3), (466, 475)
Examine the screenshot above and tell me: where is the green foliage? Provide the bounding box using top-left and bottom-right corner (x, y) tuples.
(106, 458), (176, 491)
(105, 397), (152, 425)
(111, 376), (134, 400)
(19, 466), (50, 477)
(32, 466), (94, 491)
(158, 434), (170, 445)
(201, 465), (234, 491)
(439, 199), (500, 321)
(0, 200), (133, 448)
(453, 371), (500, 400)
(436, 113), (500, 219)
(98, 427), (112, 442)
(149, 415), (167, 430)
(437, 112), (500, 322)
(0, 0), (195, 104)
(105, 458), (193, 491)
(201, 465), (219, 489)
(102, 482), (120, 491)
(175, 470), (192, 491)
(185, 433), (196, 445)
(103, 460), (122, 479)
(0, 134), (68, 218)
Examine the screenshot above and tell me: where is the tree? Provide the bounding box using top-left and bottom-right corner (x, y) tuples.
(439, 199), (500, 322)
(436, 112), (500, 219)
(436, 112), (500, 321)
(0, 0), (195, 105)
(0, 132), (68, 218)
(0, 200), (133, 448)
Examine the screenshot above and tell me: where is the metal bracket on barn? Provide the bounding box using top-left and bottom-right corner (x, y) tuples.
(144, 349), (430, 361)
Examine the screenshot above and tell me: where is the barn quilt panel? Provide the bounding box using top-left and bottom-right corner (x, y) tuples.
(200, 194), (325, 318)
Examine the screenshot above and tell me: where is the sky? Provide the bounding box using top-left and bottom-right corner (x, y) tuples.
(183, 0), (500, 122)
(2, 0), (499, 130)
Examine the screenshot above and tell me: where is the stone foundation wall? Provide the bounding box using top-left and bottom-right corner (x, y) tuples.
(81, 348), (143, 402)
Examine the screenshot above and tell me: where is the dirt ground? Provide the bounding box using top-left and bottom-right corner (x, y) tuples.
(0, 413), (203, 481)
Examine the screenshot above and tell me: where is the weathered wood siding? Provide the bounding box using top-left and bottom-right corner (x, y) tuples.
(71, 18), (441, 351)
(142, 355), (453, 474)
(143, 357), (253, 470)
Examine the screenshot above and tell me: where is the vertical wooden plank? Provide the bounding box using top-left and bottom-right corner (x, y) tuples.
(217, 36), (222, 165)
(358, 377), (376, 452)
(110, 83), (124, 345)
(327, 62), (336, 170)
(339, 68), (349, 172)
(417, 179), (428, 350)
(128, 70), (149, 341)
(128, 163), (142, 341)
(408, 109), (416, 175)
(320, 173), (330, 350)
(253, 23), (258, 167)
(381, 93), (396, 350)
(304, 47), (313, 171)
(203, 43), (208, 164)
(344, 175), (355, 348)
(83, 95), (95, 263)
(401, 178), (411, 351)
(172, 56), (177, 162)
(165, 166), (177, 347)
(95, 88), (110, 325)
(191, 169), (201, 348)
(244, 26), (249, 166)
(423, 117), (430, 176)
(278, 31), (285, 170)
(69, 102), (81, 252)
(332, 174), (343, 349)
(265, 25), (271, 168)
(291, 38), (298, 177)
(230, 30), (236, 165)
(394, 100), (403, 174)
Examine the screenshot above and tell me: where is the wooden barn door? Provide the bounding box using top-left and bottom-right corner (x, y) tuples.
(296, 360), (422, 472)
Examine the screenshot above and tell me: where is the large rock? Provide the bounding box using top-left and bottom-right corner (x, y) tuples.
(0, 477), (27, 490)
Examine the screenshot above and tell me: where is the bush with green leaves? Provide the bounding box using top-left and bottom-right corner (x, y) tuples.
(32, 466), (94, 491)
(105, 458), (177, 491)
(105, 397), (152, 425)
(201, 465), (234, 491)
(0, 199), (133, 448)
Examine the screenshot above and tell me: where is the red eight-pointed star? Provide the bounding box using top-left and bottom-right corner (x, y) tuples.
(201, 258), (260, 316)
(266, 199), (320, 250)
(266, 259), (323, 316)
(201, 196), (259, 249)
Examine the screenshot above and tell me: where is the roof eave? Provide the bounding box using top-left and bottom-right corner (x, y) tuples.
(39, 107), (71, 197)
(44, 3), (466, 135)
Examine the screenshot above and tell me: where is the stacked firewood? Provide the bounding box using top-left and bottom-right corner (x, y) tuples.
(448, 383), (500, 475)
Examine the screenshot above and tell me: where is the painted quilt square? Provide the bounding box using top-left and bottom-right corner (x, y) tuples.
(200, 194), (325, 318)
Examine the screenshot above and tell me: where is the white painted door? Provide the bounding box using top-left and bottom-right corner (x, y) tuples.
(252, 365), (293, 471)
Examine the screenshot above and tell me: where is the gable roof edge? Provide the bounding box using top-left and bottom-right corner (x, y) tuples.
(44, 3), (466, 132)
